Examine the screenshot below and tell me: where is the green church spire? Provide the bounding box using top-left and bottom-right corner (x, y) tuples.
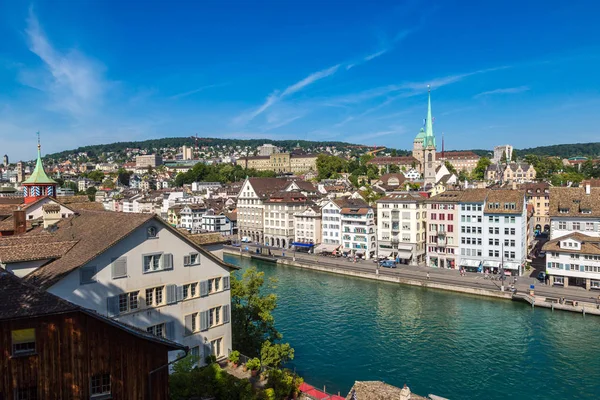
(22, 132), (57, 185)
(424, 85), (436, 149)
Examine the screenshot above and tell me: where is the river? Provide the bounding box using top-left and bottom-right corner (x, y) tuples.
(225, 254), (600, 399)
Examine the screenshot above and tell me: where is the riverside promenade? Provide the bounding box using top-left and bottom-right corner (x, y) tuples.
(223, 244), (600, 316)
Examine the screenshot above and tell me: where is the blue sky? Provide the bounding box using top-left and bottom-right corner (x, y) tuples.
(1, 1), (600, 160)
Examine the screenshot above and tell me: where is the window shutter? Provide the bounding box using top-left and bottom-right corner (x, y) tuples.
(200, 310), (209, 331)
(111, 257), (127, 279)
(163, 253), (174, 270)
(200, 280), (209, 297)
(184, 314), (193, 336)
(166, 284), (177, 304)
(79, 266), (97, 285)
(165, 321), (175, 340)
(176, 285), (184, 302)
(184, 255), (191, 266)
(107, 295), (120, 317)
(222, 304), (230, 324)
(222, 276), (230, 290)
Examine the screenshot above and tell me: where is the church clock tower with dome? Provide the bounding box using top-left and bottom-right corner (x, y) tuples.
(22, 133), (57, 204)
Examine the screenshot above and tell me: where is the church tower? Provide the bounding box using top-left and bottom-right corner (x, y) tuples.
(22, 133), (57, 204)
(423, 86), (437, 186)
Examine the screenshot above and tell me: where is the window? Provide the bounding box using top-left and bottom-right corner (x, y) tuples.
(146, 286), (165, 306)
(80, 266), (97, 285)
(209, 306), (222, 328)
(184, 253), (200, 266)
(586, 222), (594, 231)
(489, 250), (494, 257)
(208, 277), (222, 294)
(495, 228), (499, 234)
(510, 228), (515, 235)
(118, 291), (139, 313)
(494, 251), (500, 258)
(90, 373), (111, 398)
(147, 323), (166, 338)
(147, 226), (158, 238)
(558, 221), (567, 230)
(183, 283), (198, 299)
(12, 328), (35, 356)
(210, 337), (223, 358)
(143, 253), (173, 273)
(510, 252), (515, 258)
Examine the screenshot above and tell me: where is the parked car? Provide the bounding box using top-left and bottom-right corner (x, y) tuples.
(537, 271), (546, 282)
(379, 260), (397, 268)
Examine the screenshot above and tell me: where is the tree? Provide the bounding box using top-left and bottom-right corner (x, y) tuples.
(390, 149), (398, 157)
(87, 170), (104, 182)
(472, 157), (491, 180)
(260, 341), (294, 370)
(458, 169), (469, 182)
(511, 150), (517, 162)
(444, 161), (457, 175)
(147, 165), (153, 175)
(86, 186), (97, 201)
(501, 150), (507, 164)
(64, 181), (78, 192)
(231, 267), (283, 358)
(117, 169), (130, 186)
(388, 164), (400, 173)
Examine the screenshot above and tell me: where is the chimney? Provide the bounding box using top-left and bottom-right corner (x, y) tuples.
(586, 183), (591, 195)
(13, 208), (26, 235)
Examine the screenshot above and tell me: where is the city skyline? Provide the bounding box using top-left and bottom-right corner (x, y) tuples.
(1, 0), (600, 159)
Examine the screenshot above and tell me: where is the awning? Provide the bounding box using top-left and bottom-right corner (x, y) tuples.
(292, 242), (314, 248)
(315, 243), (339, 253)
(396, 250), (412, 260)
(482, 260), (501, 268)
(397, 243), (413, 251)
(378, 250), (392, 258)
(355, 250), (365, 255)
(460, 259), (480, 268)
(503, 262), (520, 270)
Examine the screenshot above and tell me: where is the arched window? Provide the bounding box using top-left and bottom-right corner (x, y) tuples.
(427, 153), (433, 162)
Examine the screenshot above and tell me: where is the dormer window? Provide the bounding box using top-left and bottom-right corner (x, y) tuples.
(147, 226), (158, 238)
(558, 208), (569, 214)
(581, 209), (592, 214)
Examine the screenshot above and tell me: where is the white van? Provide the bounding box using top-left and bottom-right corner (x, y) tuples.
(241, 236), (251, 243)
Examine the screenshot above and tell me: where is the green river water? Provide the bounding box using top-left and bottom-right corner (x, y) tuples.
(225, 254), (600, 399)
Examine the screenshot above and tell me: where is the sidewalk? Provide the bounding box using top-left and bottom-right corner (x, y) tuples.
(227, 244), (600, 305)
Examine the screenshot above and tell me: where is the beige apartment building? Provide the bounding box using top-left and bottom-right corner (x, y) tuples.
(135, 154), (163, 168)
(237, 153), (317, 174)
(520, 182), (550, 233)
(294, 205), (322, 246)
(263, 190), (308, 248)
(376, 192), (428, 265)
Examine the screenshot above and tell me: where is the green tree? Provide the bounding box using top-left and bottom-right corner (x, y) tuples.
(388, 164), (400, 173)
(458, 169), (469, 182)
(390, 149), (398, 157)
(511, 150), (517, 162)
(86, 186), (97, 201)
(231, 267), (283, 358)
(102, 179), (115, 189)
(260, 341), (294, 370)
(64, 181), (78, 192)
(501, 150), (508, 164)
(87, 170), (104, 182)
(472, 157), (491, 180)
(444, 161), (457, 175)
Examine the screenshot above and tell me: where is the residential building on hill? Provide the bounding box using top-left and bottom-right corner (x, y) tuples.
(366, 156), (419, 172)
(257, 143), (279, 156)
(377, 192), (428, 265)
(136, 154), (163, 168)
(0, 210), (239, 364)
(0, 270), (183, 400)
(436, 151), (480, 174)
(493, 144), (514, 164)
(485, 162), (536, 183)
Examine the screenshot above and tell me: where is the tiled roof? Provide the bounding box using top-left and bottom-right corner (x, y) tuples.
(288, 180), (317, 192)
(0, 240), (78, 263)
(543, 232), (600, 255)
(549, 187), (600, 218)
(247, 177), (290, 199)
(519, 182), (550, 194)
(333, 197), (369, 209)
(19, 210), (156, 289)
(378, 173), (406, 186)
(0, 270), (184, 350)
(345, 381), (426, 400)
(377, 192), (427, 203)
(427, 190), (464, 203)
(42, 203), (61, 212)
(484, 189), (525, 214)
(266, 190), (308, 203)
(367, 156), (418, 165)
(436, 151), (480, 160)
(459, 188), (489, 203)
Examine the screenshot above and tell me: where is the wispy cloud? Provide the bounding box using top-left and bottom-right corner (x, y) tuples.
(364, 49), (389, 62)
(169, 83), (230, 99)
(474, 85), (530, 99)
(234, 64), (340, 125)
(345, 127), (406, 144)
(347, 28), (413, 70)
(22, 8), (108, 117)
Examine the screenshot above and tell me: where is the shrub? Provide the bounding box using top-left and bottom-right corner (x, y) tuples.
(260, 341), (295, 370)
(265, 368), (301, 399)
(229, 350), (241, 364)
(246, 357), (261, 371)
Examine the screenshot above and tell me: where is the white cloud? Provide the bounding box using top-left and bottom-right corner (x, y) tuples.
(23, 8), (109, 117)
(474, 85), (530, 99)
(169, 82), (230, 100)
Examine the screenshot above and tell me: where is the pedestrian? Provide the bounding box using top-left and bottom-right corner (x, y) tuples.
(427, 272), (430, 280)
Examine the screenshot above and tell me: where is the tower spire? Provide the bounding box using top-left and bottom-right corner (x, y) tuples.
(425, 85), (435, 148)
